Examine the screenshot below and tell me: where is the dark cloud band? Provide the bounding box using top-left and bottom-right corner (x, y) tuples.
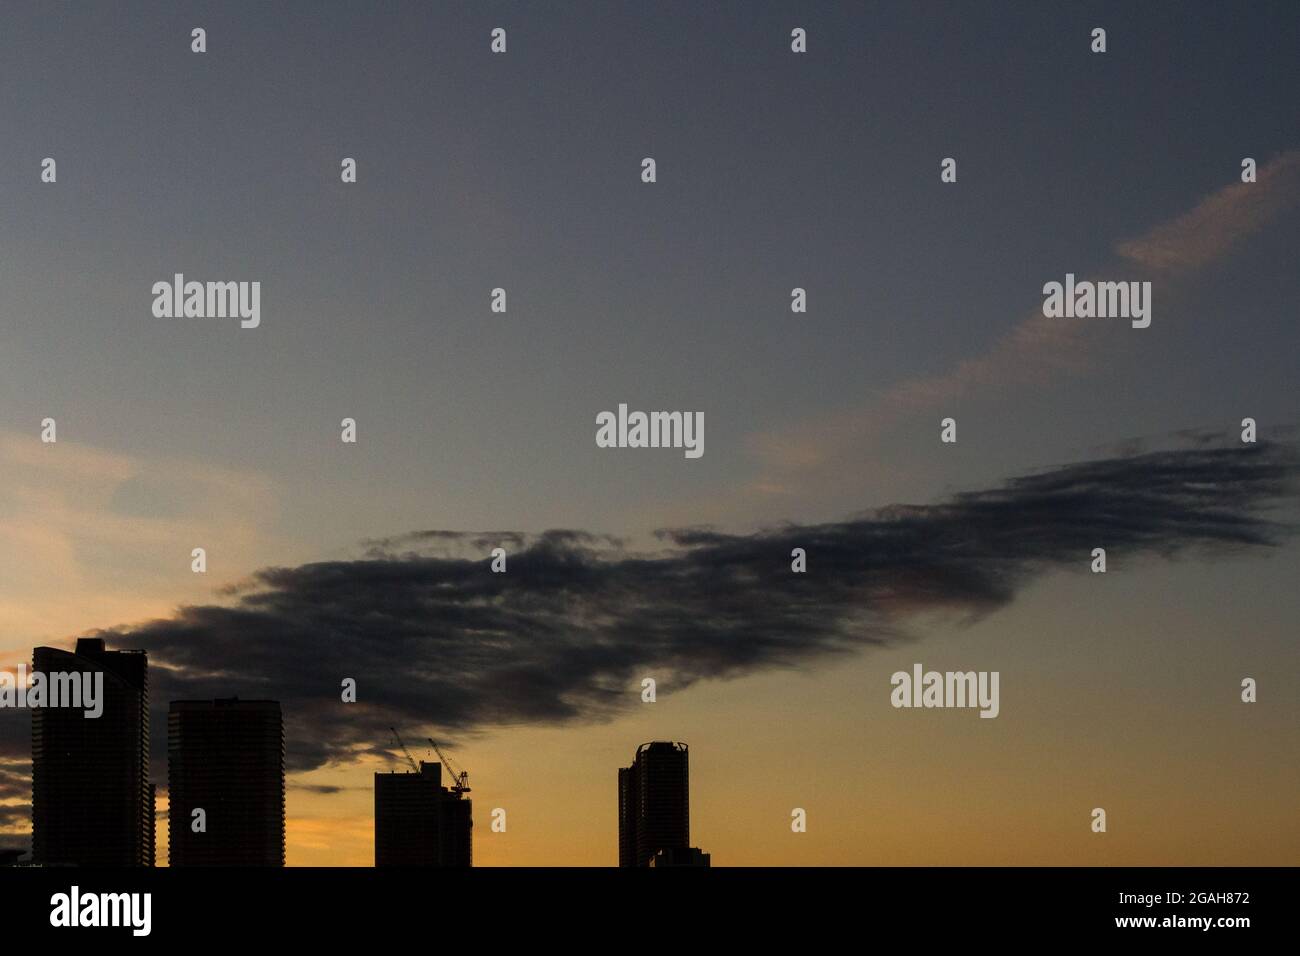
(1, 441), (1295, 801)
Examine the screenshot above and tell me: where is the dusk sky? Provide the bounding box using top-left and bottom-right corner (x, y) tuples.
(1, 1), (1297, 866)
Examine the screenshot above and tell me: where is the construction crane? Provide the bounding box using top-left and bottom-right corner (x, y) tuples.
(428, 738), (471, 795)
(388, 726), (419, 773)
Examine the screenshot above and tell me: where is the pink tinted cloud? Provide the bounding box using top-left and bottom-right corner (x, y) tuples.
(746, 151), (1300, 481)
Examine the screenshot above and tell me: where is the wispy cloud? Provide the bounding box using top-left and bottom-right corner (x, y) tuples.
(0, 429), (282, 657)
(745, 150), (1300, 485)
(288, 783), (359, 795)
(1117, 150), (1300, 273)
(0, 759), (30, 841)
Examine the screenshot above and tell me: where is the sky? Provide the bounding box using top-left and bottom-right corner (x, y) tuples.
(1, 1), (1298, 866)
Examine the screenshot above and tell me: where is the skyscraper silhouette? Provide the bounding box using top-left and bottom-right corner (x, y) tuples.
(374, 761), (472, 866)
(31, 638), (154, 866)
(168, 698), (285, 866)
(618, 741), (702, 867)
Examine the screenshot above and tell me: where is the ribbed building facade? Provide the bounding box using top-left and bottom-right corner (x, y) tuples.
(618, 741), (691, 867)
(168, 698), (285, 866)
(31, 638), (154, 866)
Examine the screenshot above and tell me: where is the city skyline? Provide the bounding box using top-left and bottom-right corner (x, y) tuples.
(13, 642), (716, 868)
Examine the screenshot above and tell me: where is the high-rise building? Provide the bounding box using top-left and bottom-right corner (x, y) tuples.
(619, 741), (705, 867)
(374, 761), (472, 866)
(31, 638), (154, 866)
(168, 698), (285, 866)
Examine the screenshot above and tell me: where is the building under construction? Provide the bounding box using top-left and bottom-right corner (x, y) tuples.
(374, 733), (472, 867)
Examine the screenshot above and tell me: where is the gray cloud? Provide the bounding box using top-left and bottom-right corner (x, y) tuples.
(0, 440), (1295, 801)
(0, 803), (30, 832)
(289, 783), (358, 795)
(0, 762), (30, 802)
